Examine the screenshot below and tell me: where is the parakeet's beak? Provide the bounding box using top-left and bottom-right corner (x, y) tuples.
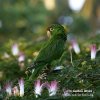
(47, 27), (51, 38)
(47, 30), (51, 38)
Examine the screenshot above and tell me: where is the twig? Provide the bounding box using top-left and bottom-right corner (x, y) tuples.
(69, 47), (74, 67)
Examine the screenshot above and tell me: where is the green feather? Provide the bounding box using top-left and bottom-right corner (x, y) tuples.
(29, 24), (67, 81)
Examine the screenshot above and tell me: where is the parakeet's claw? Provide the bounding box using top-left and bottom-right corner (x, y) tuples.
(25, 63), (35, 76)
(26, 66), (33, 71)
(26, 62), (35, 71)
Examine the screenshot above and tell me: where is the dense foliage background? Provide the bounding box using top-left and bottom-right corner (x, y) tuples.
(0, 0), (100, 100)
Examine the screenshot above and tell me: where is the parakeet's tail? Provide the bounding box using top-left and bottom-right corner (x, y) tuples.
(25, 67), (43, 95)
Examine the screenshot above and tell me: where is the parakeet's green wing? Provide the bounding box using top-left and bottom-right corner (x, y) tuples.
(29, 38), (66, 81)
(34, 38), (65, 64)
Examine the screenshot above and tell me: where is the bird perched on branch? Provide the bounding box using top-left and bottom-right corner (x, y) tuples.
(27, 24), (67, 81)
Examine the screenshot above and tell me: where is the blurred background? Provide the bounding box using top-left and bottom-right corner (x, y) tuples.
(0, 0), (100, 99)
(0, 0), (100, 43)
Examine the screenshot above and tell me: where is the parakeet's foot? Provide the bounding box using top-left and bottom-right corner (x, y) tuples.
(26, 62), (35, 71)
(25, 63), (36, 77)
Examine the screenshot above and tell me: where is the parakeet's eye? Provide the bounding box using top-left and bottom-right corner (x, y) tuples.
(50, 27), (54, 31)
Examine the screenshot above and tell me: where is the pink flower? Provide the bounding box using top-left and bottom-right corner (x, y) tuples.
(12, 86), (19, 96)
(46, 80), (58, 96)
(11, 43), (19, 56)
(18, 78), (24, 97)
(18, 52), (25, 62)
(71, 39), (80, 54)
(91, 44), (97, 60)
(5, 82), (12, 96)
(34, 80), (43, 98)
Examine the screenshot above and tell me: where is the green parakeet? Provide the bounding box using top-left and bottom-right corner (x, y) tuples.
(28, 24), (67, 81)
